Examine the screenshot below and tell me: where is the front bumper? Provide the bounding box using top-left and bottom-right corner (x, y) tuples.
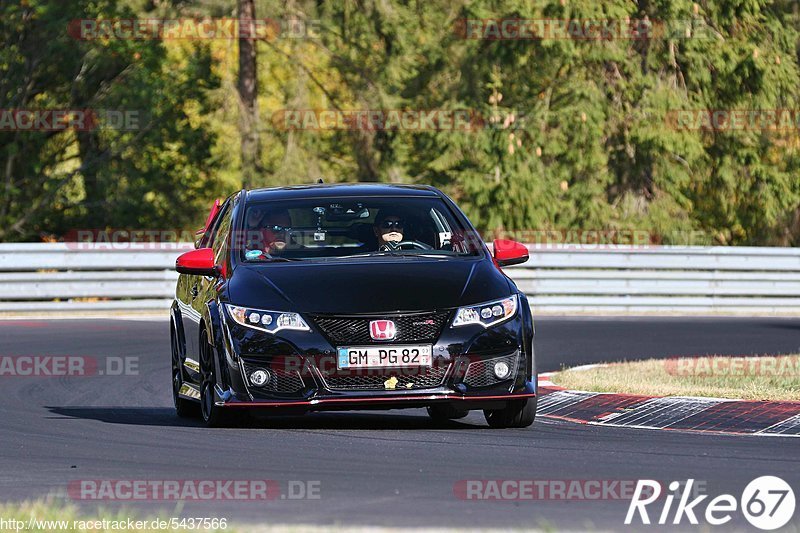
(216, 309), (535, 411)
(217, 385), (536, 412)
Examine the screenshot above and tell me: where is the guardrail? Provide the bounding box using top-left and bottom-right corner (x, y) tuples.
(510, 246), (800, 314)
(0, 243), (190, 312)
(1, 243), (800, 314)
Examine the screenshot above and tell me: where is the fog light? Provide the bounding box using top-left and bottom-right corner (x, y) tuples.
(493, 361), (511, 379)
(249, 369), (271, 387)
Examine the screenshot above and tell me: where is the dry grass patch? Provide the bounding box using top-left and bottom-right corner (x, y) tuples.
(551, 355), (800, 401)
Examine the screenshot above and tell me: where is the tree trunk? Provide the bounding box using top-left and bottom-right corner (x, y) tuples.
(238, 0), (260, 189)
(76, 129), (105, 227)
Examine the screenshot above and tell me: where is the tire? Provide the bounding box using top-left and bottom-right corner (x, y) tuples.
(483, 398), (536, 429)
(171, 327), (199, 418)
(199, 329), (237, 428)
(427, 404), (469, 421)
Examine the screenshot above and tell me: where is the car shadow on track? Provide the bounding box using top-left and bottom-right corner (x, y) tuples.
(45, 407), (203, 427)
(44, 406), (490, 430)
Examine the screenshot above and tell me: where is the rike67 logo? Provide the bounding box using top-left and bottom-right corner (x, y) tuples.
(626, 477), (795, 530)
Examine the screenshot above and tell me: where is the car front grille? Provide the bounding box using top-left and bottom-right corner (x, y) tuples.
(463, 353), (519, 388)
(320, 365), (451, 391)
(309, 311), (451, 345)
(242, 360), (305, 394)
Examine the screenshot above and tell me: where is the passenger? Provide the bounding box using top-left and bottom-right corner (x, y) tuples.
(262, 209), (292, 252)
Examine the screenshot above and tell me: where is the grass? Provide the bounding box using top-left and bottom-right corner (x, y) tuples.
(0, 499), (557, 532)
(550, 355), (800, 401)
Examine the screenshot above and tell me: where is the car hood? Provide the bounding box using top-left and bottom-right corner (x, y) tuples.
(228, 258), (511, 314)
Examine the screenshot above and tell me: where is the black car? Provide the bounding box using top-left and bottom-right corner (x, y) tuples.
(171, 183), (536, 428)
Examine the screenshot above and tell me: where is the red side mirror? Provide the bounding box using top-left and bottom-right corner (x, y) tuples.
(493, 239), (529, 267)
(176, 248), (219, 277)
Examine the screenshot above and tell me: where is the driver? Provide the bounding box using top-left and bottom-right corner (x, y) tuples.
(373, 210), (406, 251)
(245, 208), (291, 256)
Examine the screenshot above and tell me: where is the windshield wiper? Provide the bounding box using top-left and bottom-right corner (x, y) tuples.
(248, 256), (301, 262)
(328, 251), (393, 259)
(325, 251), (449, 260)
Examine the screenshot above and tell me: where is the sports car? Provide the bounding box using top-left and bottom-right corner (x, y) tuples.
(171, 183), (536, 427)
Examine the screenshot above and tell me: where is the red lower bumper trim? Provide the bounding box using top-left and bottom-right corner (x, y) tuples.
(222, 392), (536, 408)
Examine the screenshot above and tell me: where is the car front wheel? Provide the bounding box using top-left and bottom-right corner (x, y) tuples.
(171, 327), (199, 418)
(483, 398), (536, 429)
(199, 329), (236, 428)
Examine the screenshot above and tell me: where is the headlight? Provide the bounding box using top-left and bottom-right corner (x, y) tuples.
(225, 304), (310, 333)
(452, 295), (518, 328)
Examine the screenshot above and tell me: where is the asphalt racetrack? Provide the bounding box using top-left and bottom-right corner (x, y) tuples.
(1, 317), (798, 530)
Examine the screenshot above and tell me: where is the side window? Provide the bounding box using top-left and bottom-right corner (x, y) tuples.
(211, 204), (233, 262)
(201, 201), (231, 249)
(430, 208), (452, 249)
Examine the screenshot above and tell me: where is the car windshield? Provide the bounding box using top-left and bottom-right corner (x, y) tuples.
(238, 196), (484, 262)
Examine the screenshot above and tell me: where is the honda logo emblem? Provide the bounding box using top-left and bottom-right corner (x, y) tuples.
(370, 320), (396, 341)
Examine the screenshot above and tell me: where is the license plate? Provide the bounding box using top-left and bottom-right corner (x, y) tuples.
(337, 345), (432, 369)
